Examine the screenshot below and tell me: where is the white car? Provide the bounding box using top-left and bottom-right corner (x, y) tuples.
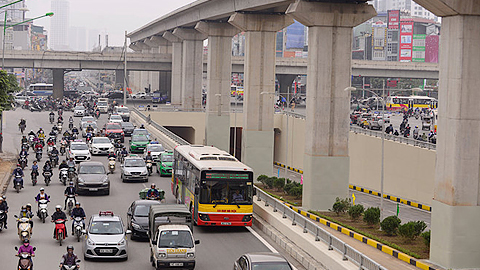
(67, 141), (91, 163)
(145, 143), (165, 162)
(80, 116), (95, 127)
(74, 106), (86, 117)
(109, 114), (123, 123)
(131, 92), (147, 99)
(89, 137), (114, 155)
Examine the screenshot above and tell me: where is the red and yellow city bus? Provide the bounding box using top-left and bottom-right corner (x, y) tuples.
(172, 145), (254, 226)
(386, 95), (437, 111)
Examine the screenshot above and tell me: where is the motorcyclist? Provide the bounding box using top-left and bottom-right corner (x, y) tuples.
(52, 124), (59, 134)
(147, 183), (160, 199)
(49, 111), (55, 122)
(120, 147), (128, 157)
(113, 139), (123, 149)
(68, 116), (73, 124)
(52, 205), (68, 238)
(0, 196), (8, 229)
(67, 157), (75, 168)
(59, 160), (68, 170)
(35, 187), (50, 209)
(18, 205), (34, 231)
(19, 118), (26, 127)
(37, 128), (45, 139)
(19, 149), (29, 164)
(145, 151), (153, 163)
(107, 151), (116, 159)
(70, 202), (86, 234)
(50, 146), (59, 162)
(28, 130), (35, 137)
(34, 140), (43, 152)
(413, 126), (420, 139)
(12, 164), (24, 188)
(57, 115), (63, 124)
(21, 135), (28, 144)
(64, 182), (77, 210)
(31, 160), (39, 176)
(63, 130), (71, 140)
(59, 245), (78, 269)
(71, 126), (79, 135)
(16, 239), (35, 267)
(86, 124), (94, 134)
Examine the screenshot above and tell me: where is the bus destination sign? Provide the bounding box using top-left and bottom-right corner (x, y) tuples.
(205, 172), (249, 180)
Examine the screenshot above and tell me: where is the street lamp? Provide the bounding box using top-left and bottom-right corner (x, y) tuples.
(346, 81), (387, 221)
(2, 12), (54, 69)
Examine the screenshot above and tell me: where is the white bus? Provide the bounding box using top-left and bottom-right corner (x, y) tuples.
(28, 83), (53, 96)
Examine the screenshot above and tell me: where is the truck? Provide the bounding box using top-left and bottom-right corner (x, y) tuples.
(97, 98), (109, 113)
(149, 204), (199, 270)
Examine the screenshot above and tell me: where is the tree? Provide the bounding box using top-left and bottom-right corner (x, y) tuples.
(0, 70), (20, 111)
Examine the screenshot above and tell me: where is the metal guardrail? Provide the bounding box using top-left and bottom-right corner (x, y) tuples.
(279, 111), (436, 150)
(132, 107), (191, 146)
(255, 187), (386, 270)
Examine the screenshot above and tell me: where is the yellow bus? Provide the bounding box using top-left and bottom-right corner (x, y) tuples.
(386, 95), (437, 111)
(172, 145), (254, 226)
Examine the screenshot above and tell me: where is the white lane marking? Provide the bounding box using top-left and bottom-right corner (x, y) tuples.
(246, 226), (278, 253)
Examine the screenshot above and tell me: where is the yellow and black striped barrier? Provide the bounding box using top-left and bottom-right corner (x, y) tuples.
(274, 161), (303, 174)
(349, 185), (432, 212)
(284, 203), (437, 270)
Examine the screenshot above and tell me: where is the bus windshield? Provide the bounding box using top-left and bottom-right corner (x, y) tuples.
(199, 180), (253, 205)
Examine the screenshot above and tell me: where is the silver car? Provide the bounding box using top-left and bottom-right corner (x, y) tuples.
(74, 106), (86, 117)
(76, 162), (110, 195)
(121, 156), (148, 182)
(84, 211), (131, 260)
(145, 143), (165, 162)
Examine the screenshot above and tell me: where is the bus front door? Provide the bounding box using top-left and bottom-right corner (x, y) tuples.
(408, 99), (414, 109)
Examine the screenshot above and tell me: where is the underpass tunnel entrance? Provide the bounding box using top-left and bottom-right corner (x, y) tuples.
(164, 126), (195, 144)
(229, 127), (243, 161)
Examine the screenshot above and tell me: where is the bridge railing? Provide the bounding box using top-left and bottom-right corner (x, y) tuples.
(132, 107), (190, 146)
(254, 187), (386, 270)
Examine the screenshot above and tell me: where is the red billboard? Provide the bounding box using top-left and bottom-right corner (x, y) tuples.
(425, 35), (439, 63)
(388, 10), (400, 30)
(399, 20), (414, 62)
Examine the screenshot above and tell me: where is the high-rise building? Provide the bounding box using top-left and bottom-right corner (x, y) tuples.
(374, 0), (438, 21)
(50, 0), (70, 50)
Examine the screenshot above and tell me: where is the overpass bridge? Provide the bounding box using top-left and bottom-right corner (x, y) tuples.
(125, 0), (480, 268)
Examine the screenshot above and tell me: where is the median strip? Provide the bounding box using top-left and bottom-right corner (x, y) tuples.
(283, 203), (437, 270)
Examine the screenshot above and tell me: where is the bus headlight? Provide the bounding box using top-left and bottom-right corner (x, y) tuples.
(242, 215), (252, 222)
(198, 214), (210, 221)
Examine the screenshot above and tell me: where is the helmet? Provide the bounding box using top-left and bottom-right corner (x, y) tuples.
(69, 157), (73, 160)
(151, 183), (156, 188)
(21, 205), (26, 210)
(55, 205), (62, 210)
(148, 151), (151, 154)
(415, 126), (418, 128)
(23, 239), (29, 244)
(40, 187), (45, 191)
(75, 202), (80, 206)
(26, 203), (32, 208)
(17, 164), (20, 167)
(0, 197), (3, 201)
(66, 245), (74, 251)
(69, 182), (74, 186)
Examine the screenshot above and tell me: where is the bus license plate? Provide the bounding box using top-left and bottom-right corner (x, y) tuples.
(99, 249), (112, 253)
(89, 188), (98, 191)
(221, 222), (231, 225)
(170, 263), (183, 267)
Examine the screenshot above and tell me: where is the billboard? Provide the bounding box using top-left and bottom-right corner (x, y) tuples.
(285, 21), (305, 49)
(412, 34), (426, 62)
(388, 10), (400, 29)
(425, 35), (439, 63)
(399, 21), (414, 62)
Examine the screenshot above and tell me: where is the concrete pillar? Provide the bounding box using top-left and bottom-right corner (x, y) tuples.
(195, 21), (239, 151)
(276, 74), (297, 102)
(52, 69), (64, 99)
(159, 71), (171, 98)
(163, 31), (183, 106)
(172, 28), (206, 111)
(411, 1), (480, 268)
(229, 13), (293, 178)
(287, 1), (376, 210)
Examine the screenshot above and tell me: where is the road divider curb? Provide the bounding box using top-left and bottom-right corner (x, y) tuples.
(349, 185), (432, 211)
(284, 203), (437, 270)
(274, 162), (303, 174)
(0, 160), (15, 195)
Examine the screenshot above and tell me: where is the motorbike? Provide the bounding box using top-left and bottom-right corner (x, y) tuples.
(146, 160), (153, 176)
(60, 168), (68, 185)
(43, 170), (52, 186)
(19, 155), (28, 170)
(15, 246), (36, 270)
(19, 124), (26, 134)
(108, 157), (116, 174)
(53, 219), (66, 246)
(14, 175), (23, 193)
(28, 135), (35, 148)
(35, 149), (42, 162)
(0, 209), (6, 231)
(37, 199), (49, 223)
(66, 194), (75, 215)
(50, 153), (59, 167)
(68, 122), (73, 130)
(95, 111), (100, 119)
(21, 142), (29, 152)
(60, 142), (66, 156)
(49, 134), (57, 144)
(85, 133), (92, 143)
(49, 115), (55, 124)
(31, 169), (38, 186)
(47, 144), (54, 154)
(68, 166), (76, 181)
(61, 259), (81, 270)
(73, 217), (84, 242)
(14, 215), (32, 241)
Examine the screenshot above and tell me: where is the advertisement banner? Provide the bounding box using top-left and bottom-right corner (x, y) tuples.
(388, 10), (400, 29)
(425, 35), (439, 63)
(412, 34), (426, 62)
(399, 21), (414, 62)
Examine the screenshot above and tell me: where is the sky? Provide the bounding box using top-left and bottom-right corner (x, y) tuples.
(24, 0), (196, 48)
